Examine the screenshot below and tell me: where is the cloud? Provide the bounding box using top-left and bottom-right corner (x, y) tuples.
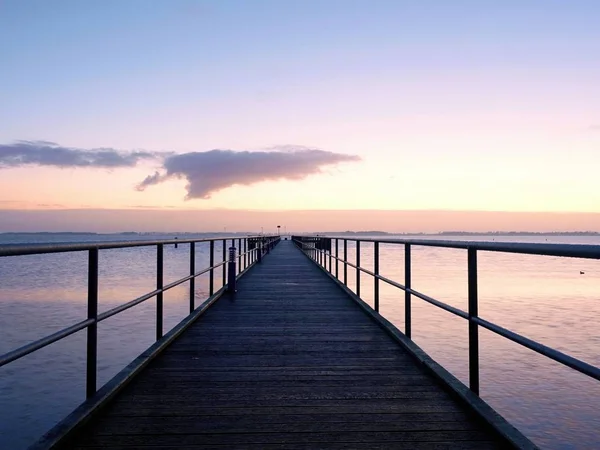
(136, 146), (361, 199)
(589, 125), (600, 131)
(0, 140), (160, 169)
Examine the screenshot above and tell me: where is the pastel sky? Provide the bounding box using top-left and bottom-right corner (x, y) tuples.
(1, 1), (599, 232)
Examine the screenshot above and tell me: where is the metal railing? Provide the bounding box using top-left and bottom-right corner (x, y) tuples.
(293, 235), (600, 395)
(0, 235), (280, 399)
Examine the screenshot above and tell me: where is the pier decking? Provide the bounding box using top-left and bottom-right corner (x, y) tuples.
(62, 241), (511, 449)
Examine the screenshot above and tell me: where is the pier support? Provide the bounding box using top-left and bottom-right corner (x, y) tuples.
(227, 246), (237, 295)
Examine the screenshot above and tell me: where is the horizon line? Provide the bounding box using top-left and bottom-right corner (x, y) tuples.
(2, 230), (600, 236)
(3, 207), (600, 215)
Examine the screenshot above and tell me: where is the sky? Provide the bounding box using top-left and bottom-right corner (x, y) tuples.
(1, 0), (599, 232)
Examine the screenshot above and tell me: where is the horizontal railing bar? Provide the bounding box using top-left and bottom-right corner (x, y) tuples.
(295, 237), (600, 385)
(304, 245), (470, 320)
(0, 235), (277, 257)
(376, 274), (470, 320)
(162, 275), (194, 292)
(189, 260), (226, 280)
(0, 318), (95, 367)
(1, 253), (253, 366)
(103, 261), (226, 322)
(296, 235), (600, 260)
(97, 289), (162, 322)
(473, 317), (600, 382)
(99, 261), (230, 322)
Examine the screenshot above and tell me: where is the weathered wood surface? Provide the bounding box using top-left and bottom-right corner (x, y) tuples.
(66, 241), (510, 449)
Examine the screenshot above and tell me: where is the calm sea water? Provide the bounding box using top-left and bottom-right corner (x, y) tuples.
(1, 233), (599, 449)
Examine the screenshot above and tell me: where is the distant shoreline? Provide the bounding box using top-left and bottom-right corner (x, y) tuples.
(1, 231), (599, 236)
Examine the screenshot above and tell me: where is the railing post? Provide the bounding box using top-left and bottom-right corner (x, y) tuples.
(189, 242), (195, 313)
(316, 240), (320, 264)
(343, 239), (348, 285)
(405, 244), (411, 339)
(468, 247), (480, 395)
(230, 239), (235, 275)
(243, 238), (247, 270)
(314, 238), (320, 264)
(238, 238), (242, 273)
(228, 245), (237, 295)
(258, 239), (263, 263)
(356, 240), (361, 297)
(329, 240), (332, 273)
(335, 238), (339, 279)
(315, 240), (319, 264)
(320, 243), (323, 266)
(209, 240), (214, 296)
(86, 248), (98, 399)
(222, 239), (226, 288)
(156, 243), (163, 341)
(374, 242), (379, 312)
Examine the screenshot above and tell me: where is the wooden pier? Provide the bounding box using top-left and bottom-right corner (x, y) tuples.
(58, 240), (516, 449)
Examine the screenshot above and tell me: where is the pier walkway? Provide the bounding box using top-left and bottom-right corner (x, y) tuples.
(62, 241), (511, 449)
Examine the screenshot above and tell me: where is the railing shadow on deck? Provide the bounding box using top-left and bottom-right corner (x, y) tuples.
(0, 235), (280, 448)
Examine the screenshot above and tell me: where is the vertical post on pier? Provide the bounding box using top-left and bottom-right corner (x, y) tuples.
(86, 248), (98, 399)
(209, 240), (214, 296)
(189, 242), (195, 313)
(321, 243), (324, 267)
(156, 243), (164, 341)
(318, 240), (322, 266)
(222, 239), (226, 288)
(356, 240), (361, 297)
(238, 239), (242, 274)
(405, 244), (412, 339)
(258, 238), (263, 263)
(329, 240), (332, 274)
(335, 239), (339, 279)
(343, 239), (348, 285)
(228, 245), (237, 295)
(316, 239), (320, 264)
(374, 242), (379, 312)
(243, 238), (247, 270)
(230, 239), (235, 275)
(468, 248), (480, 395)
(317, 241), (320, 265)
(250, 239), (253, 265)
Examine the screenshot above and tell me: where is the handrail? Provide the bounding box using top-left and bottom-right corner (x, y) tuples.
(0, 318), (95, 366)
(0, 235), (267, 257)
(0, 235), (281, 401)
(292, 235), (600, 395)
(298, 235), (600, 259)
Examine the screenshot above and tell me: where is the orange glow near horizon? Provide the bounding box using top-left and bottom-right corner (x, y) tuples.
(1, 208), (600, 233)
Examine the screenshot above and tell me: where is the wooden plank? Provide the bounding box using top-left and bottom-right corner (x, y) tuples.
(60, 241), (513, 449)
(75, 442), (503, 450)
(103, 397), (466, 413)
(91, 417), (481, 435)
(76, 430), (497, 446)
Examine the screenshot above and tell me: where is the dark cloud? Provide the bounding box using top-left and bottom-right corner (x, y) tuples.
(136, 146), (361, 199)
(0, 140), (159, 169)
